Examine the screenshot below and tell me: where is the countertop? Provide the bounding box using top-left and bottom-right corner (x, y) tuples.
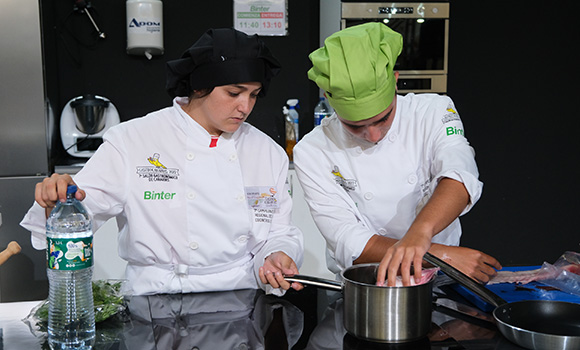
(0, 276), (536, 350)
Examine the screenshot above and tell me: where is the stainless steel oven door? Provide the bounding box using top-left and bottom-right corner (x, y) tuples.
(341, 2), (449, 93)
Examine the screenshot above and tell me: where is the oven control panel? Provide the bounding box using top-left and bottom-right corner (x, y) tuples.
(341, 2), (450, 93)
(342, 2), (449, 19)
(378, 7), (414, 15)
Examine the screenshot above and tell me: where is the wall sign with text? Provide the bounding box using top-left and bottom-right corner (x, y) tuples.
(234, 0), (288, 36)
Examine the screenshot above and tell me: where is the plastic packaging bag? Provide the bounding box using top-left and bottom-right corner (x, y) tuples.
(22, 279), (127, 339)
(92, 279), (127, 322)
(539, 251), (580, 297)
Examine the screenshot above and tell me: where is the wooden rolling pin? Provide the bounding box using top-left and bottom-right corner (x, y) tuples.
(0, 241), (21, 266)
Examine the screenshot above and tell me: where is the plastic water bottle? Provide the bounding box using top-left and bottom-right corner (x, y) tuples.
(286, 99), (300, 142)
(46, 185), (95, 350)
(283, 105), (296, 161)
(314, 96), (333, 126)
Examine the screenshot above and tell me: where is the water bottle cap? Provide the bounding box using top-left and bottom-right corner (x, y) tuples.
(67, 185), (78, 194)
(286, 99), (299, 107)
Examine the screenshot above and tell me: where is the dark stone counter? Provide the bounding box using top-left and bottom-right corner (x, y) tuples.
(0, 279), (527, 349)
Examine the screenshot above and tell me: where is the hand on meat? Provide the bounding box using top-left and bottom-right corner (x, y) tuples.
(377, 267), (440, 287)
(259, 251), (303, 291)
(375, 241), (502, 286)
(376, 178), (474, 287)
(35, 173), (86, 218)
(376, 229), (432, 287)
(429, 245), (502, 284)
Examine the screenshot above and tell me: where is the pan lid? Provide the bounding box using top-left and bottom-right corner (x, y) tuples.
(423, 252), (507, 307)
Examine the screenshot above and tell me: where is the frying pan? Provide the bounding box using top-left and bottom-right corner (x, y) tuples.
(285, 263), (434, 343)
(423, 252), (580, 350)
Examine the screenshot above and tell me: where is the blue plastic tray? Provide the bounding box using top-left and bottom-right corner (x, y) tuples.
(450, 265), (580, 312)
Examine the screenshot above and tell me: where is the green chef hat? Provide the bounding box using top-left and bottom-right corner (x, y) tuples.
(308, 23), (402, 121)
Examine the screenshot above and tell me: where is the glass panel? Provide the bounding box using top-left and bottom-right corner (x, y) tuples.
(344, 18), (446, 71)
(397, 78), (432, 90)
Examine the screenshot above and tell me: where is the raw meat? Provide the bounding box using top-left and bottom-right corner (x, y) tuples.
(562, 264), (580, 275)
(378, 267), (440, 287)
(488, 268), (555, 285)
(488, 251), (580, 285)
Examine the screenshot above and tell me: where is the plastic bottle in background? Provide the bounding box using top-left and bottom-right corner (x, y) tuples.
(284, 105), (296, 161)
(286, 99), (300, 142)
(46, 185), (95, 350)
(314, 96), (333, 126)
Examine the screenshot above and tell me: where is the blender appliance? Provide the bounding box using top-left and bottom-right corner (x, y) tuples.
(60, 94), (120, 158)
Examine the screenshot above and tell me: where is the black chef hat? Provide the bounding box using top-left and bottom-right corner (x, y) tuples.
(166, 28), (281, 98)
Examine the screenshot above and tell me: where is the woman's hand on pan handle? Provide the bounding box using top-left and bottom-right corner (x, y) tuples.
(376, 229), (432, 287)
(259, 251), (304, 291)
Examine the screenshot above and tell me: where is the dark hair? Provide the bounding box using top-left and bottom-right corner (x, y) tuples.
(190, 88), (214, 99)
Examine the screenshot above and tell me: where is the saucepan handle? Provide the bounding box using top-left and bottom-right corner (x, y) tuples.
(423, 252), (506, 307)
(284, 274), (343, 291)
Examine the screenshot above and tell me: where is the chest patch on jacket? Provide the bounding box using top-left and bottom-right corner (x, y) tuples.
(246, 186), (280, 210)
(254, 209), (274, 223)
(136, 153), (180, 182)
(332, 165), (357, 192)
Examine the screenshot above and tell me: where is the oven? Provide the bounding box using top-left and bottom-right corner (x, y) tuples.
(341, 2), (449, 94)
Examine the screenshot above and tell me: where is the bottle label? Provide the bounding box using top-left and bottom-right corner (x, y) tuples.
(47, 237), (93, 270)
(314, 112), (324, 126)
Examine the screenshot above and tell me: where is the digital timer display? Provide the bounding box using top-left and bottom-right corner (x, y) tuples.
(378, 7), (414, 15)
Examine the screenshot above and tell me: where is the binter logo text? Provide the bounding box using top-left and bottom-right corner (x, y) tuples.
(446, 126), (464, 136)
(144, 191), (176, 200)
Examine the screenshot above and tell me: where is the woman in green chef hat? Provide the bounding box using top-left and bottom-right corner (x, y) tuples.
(294, 22), (502, 287)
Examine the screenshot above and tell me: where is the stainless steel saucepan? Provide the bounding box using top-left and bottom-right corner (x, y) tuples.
(286, 263), (435, 343)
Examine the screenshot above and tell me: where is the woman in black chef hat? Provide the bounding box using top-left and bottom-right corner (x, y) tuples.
(165, 27), (281, 144)
(22, 28), (304, 296)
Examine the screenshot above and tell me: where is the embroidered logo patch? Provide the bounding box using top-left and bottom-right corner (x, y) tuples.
(331, 165), (357, 192)
(136, 153), (180, 182)
(441, 104), (461, 124)
(246, 186), (280, 210)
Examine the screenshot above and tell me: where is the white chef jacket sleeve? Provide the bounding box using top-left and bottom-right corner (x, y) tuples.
(427, 97), (483, 215)
(20, 127), (128, 249)
(20, 201), (49, 249)
(251, 157), (304, 291)
(294, 144), (374, 274)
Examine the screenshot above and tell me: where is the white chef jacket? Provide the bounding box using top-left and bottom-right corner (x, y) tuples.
(293, 93), (482, 275)
(21, 97), (303, 295)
